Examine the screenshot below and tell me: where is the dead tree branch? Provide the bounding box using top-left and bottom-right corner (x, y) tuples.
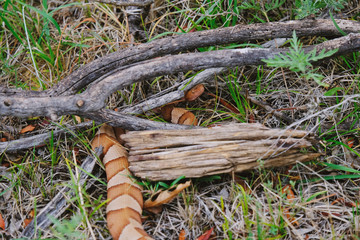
(4, 19), (358, 99)
(1, 33), (360, 124)
(48, 19), (360, 97)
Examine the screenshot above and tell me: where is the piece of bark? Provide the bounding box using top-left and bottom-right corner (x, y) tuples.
(122, 123), (320, 181)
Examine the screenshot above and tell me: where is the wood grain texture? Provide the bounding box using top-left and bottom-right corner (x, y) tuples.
(122, 123), (320, 181)
(91, 124), (153, 240)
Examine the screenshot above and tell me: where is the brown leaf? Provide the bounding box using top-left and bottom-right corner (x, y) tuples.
(282, 185), (295, 203)
(2, 132), (14, 140)
(0, 138), (6, 142)
(331, 197), (357, 208)
(20, 125), (36, 134)
(22, 209), (34, 227)
(74, 115), (82, 124)
(145, 205), (163, 215)
(29, 209), (35, 218)
(347, 137), (355, 148)
(144, 181), (191, 209)
(281, 185), (299, 226)
(23, 218), (33, 228)
(0, 213), (5, 230)
(178, 229), (186, 240)
(196, 227), (214, 240)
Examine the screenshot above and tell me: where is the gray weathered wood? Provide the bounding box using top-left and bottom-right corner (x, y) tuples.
(2, 33), (360, 121)
(4, 19), (358, 99)
(122, 123), (320, 181)
(48, 19), (360, 97)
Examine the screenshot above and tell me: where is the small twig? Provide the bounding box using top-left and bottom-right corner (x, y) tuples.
(0, 122), (93, 153)
(122, 68), (224, 114)
(246, 95), (294, 124)
(83, 109), (200, 131)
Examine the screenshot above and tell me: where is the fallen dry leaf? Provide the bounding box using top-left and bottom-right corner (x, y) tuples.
(282, 185), (295, 203)
(145, 205), (163, 215)
(196, 227), (214, 240)
(178, 229), (186, 240)
(20, 125), (36, 134)
(234, 175), (252, 194)
(74, 115), (82, 124)
(23, 218), (33, 228)
(22, 209), (34, 227)
(144, 181), (191, 209)
(0, 213), (5, 230)
(347, 137), (355, 148)
(281, 185), (299, 226)
(331, 197), (357, 208)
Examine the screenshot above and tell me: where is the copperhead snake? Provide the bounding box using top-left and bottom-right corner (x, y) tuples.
(91, 124), (153, 239)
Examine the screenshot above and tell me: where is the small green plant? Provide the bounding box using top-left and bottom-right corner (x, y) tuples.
(141, 175), (186, 194)
(49, 214), (86, 240)
(263, 30), (338, 87)
(294, 0), (347, 19)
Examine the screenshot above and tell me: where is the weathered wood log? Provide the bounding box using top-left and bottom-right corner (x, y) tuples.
(122, 123), (320, 181)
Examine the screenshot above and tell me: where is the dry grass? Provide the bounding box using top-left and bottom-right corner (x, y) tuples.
(1, 0), (360, 239)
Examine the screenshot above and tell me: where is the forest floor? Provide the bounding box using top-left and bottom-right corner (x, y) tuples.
(1, 0), (360, 239)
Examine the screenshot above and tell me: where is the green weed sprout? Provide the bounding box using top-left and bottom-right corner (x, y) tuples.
(295, 0), (347, 19)
(263, 31), (338, 87)
(49, 214), (86, 240)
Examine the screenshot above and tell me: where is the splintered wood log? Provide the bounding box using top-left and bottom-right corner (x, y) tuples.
(122, 123), (320, 181)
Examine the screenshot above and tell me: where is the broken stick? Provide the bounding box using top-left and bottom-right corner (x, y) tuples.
(122, 123), (320, 181)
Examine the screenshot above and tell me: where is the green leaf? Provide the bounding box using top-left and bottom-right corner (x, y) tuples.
(329, 10), (347, 36)
(263, 30), (338, 87)
(306, 190), (327, 202)
(17, 1), (61, 34)
(324, 87), (344, 96)
(323, 162), (360, 174)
